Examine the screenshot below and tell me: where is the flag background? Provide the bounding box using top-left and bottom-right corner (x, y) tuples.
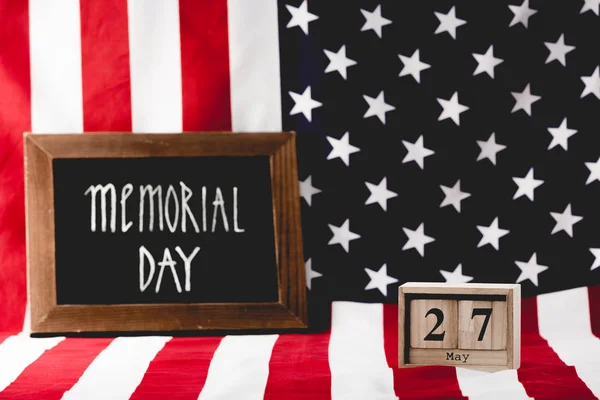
(0, 0), (599, 398)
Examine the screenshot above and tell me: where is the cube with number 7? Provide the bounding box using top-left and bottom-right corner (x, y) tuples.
(398, 283), (520, 371)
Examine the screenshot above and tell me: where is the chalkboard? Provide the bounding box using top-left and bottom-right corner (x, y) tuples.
(53, 156), (278, 305)
(25, 132), (306, 334)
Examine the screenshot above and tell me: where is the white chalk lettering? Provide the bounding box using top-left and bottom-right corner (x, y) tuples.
(155, 248), (182, 293)
(85, 184), (116, 232)
(139, 245), (155, 292)
(233, 186), (245, 233)
(175, 246), (200, 292)
(180, 182), (199, 233)
(211, 187), (229, 232)
(120, 184), (133, 232)
(201, 186), (207, 232)
(165, 185), (179, 233)
(86, 182), (245, 234)
(139, 185), (163, 232)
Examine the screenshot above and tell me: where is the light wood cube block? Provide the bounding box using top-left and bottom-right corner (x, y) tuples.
(398, 283), (520, 371)
(410, 300), (457, 349)
(458, 300), (507, 350)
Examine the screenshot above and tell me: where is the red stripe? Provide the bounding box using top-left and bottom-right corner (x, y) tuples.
(589, 285), (600, 338)
(129, 337), (222, 400)
(178, 0), (232, 131)
(516, 296), (596, 399)
(80, 0), (132, 132)
(382, 305), (466, 399)
(0, 0), (30, 332)
(0, 338), (112, 400)
(264, 333), (332, 400)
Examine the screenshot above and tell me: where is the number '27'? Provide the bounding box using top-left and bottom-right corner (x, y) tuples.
(424, 307), (492, 341)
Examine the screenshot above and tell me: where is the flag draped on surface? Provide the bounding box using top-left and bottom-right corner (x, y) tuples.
(0, 0), (599, 398)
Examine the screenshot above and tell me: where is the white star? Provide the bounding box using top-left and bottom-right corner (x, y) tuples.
(365, 177), (397, 211)
(286, 0), (318, 35)
(360, 5), (392, 38)
(440, 264), (473, 284)
(305, 258), (322, 290)
(300, 175), (321, 206)
(398, 50), (430, 83)
(585, 156), (600, 185)
(544, 34), (575, 66)
(477, 133), (506, 165)
(328, 219), (360, 253)
(511, 83), (541, 116)
(515, 253), (548, 286)
(326, 132), (360, 166)
(550, 204), (583, 237)
(289, 86), (322, 122)
(440, 180), (471, 213)
(509, 0), (537, 28)
(402, 223), (435, 257)
(581, 0), (600, 15)
(402, 135), (435, 170)
(547, 118), (577, 151)
(363, 91), (395, 124)
(581, 66), (600, 100)
(590, 248), (600, 271)
(364, 264), (398, 297)
(437, 92), (469, 126)
(324, 45), (357, 80)
(477, 217), (510, 250)
(434, 6), (466, 39)
(513, 168), (543, 201)
(473, 45), (503, 78)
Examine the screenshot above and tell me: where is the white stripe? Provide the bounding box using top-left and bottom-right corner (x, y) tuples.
(227, 0), (282, 132)
(61, 336), (170, 400)
(0, 335), (64, 392)
(198, 335), (278, 400)
(127, 0), (182, 133)
(329, 302), (397, 400)
(455, 367), (532, 399)
(538, 287), (600, 397)
(29, 0), (83, 133)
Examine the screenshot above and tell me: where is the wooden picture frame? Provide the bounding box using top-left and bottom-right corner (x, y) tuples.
(398, 283), (520, 371)
(24, 132), (307, 334)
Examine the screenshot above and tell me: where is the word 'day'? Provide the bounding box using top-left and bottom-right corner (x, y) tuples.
(398, 283), (520, 371)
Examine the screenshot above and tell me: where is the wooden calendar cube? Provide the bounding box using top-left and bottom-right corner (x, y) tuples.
(410, 300), (457, 349)
(458, 300), (507, 350)
(399, 283), (520, 371)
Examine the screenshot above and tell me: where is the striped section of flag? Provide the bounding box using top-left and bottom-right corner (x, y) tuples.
(0, 290), (598, 398)
(0, 338), (112, 400)
(1, 1), (600, 399)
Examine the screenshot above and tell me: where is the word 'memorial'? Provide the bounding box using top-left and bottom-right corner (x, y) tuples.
(84, 182), (245, 234)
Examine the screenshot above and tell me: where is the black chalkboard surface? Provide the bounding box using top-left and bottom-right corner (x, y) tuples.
(53, 156), (278, 305)
(25, 132), (307, 334)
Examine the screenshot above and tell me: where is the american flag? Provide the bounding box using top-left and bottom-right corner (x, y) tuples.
(0, 0), (599, 398)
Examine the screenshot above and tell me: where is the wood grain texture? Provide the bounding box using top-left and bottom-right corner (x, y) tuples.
(458, 300), (507, 350)
(401, 282), (517, 295)
(409, 349), (508, 367)
(24, 132), (307, 334)
(410, 300), (457, 349)
(508, 283), (521, 369)
(398, 282), (520, 371)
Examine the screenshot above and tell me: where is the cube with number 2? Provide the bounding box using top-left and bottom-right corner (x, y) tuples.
(410, 300), (457, 349)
